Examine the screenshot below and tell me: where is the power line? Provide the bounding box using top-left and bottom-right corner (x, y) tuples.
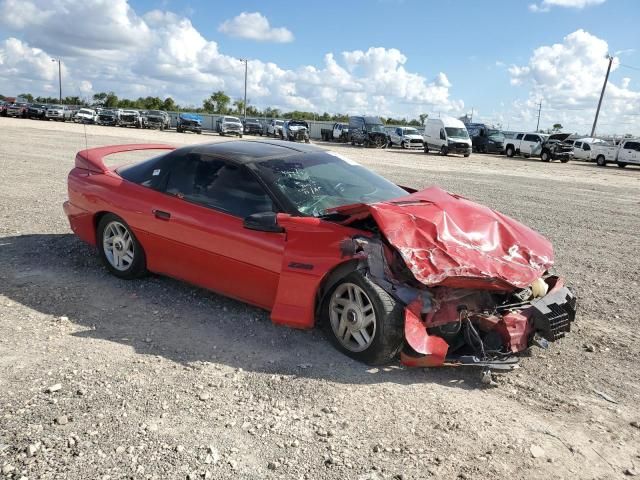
(619, 63), (640, 72)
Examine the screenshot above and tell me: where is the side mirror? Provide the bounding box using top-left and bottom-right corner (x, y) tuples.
(243, 211), (284, 233)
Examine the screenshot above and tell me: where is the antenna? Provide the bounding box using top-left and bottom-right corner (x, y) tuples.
(83, 120), (88, 151)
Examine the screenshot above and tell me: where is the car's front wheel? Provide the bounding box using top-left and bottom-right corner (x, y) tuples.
(97, 214), (147, 279)
(322, 273), (404, 365)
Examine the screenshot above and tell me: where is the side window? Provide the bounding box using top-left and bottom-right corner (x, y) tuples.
(440, 128), (446, 140)
(624, 141), (640, 150)
(118, 153), (172, 190)
(524, 134), (539, 142)
(583, 143), (591, 151)
(574, 142), (582, 149)
(516, 133), (524, 140)
(165, 156), (274, 218)
(396, 128), (402, 135)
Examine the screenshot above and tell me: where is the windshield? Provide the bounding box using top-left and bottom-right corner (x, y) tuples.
(366, 124), (385, 133)
(255, 152), (407, 217)
(445, 127), (469, 139)
(275, 120), (284, 126)
(50, 105), (63, 109)
(403, 128), (419, 135)
(147, 110), (162, 115)
(488, 132), (505, 142)
(78, 109), (93, 114)
(225, 117), (240, 122)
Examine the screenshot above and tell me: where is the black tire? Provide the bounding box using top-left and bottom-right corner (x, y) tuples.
(401, 141), (407, 149)
(440, 145), (448, 156)
(617, 162), (627, 168)
(97, 213), (147, 280)
(541, 151), (551, 162)
(560, 158), (570, 163)
(196, 131), (202, 135)
(506, 146), (514, 157)
(424, 145), (429, 154)
(463, 153), (470, 158)
(239, 134), (243, 138)
(321, 272), (404, 365)
(596, 155), (606, 167)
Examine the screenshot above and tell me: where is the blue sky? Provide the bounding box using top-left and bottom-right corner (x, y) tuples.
(0, 0), (638, 133)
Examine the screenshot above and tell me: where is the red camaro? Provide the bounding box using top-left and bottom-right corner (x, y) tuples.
(63, 141), (576, 367)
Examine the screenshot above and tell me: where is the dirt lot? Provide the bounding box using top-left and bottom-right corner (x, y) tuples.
(1, 117), (639, 480)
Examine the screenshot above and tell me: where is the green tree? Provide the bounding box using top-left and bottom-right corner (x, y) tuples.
(162, 97), (176, 111)
(419, 113), (428, 126)
(64, 96), (82, 105)
(92, 92), (107, 104)
(104, 92), (119, 108)
(233, 99), (245, 115)
(19, 93), (34, 102)
(552, 123), (563, 132)
(203, 90), (231, 113)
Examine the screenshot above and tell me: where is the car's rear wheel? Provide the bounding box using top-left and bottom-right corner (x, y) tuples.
(440, 146), (448, 156)
(506, 146), (514, 157)
(617, 162), (628, 168)
(322, 273), (404, 365)
(424, 145), (429, 154)
(97, 214), (146, 279)
(596, 155), (606, 167)
(541, 151), (550, 162)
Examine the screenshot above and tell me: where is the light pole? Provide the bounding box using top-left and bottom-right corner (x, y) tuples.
(591, 54), (614, 137)
(240, 58), (248, 122)
(51, 58), (62, 104)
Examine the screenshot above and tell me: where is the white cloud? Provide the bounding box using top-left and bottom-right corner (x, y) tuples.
(0, 0), (460, 117)
(529, 0), (606, 13)
(218, 12), (293, 43)
(505, 29), (639, 134)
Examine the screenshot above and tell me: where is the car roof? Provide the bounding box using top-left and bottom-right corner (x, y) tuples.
(189, 140), (323, 163)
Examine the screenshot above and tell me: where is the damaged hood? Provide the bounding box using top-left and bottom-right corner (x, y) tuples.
(338, 187), (554, 290)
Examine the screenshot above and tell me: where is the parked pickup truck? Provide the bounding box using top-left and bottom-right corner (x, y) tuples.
(45, 105), (72, 122)
(571, 138), (609, 162)
(534, 133), (574, 162)
(387, 126), (424, 149)
(591, 138), (640, 168)
(320, 122), (349, 142)
(119, 110), (143, 128)
(505, 132), (572, 162)
(6, 103), (29, 118)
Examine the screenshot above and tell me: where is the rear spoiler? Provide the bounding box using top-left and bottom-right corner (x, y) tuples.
(74, 144), (176, 173)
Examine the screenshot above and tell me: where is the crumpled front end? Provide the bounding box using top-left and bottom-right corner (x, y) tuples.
(331, 186), (576, 368)
(399, 276), (577, 368)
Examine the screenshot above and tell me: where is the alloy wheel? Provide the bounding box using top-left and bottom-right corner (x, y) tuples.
(329, 283), (377, 352)
(102, 221), (135, 271)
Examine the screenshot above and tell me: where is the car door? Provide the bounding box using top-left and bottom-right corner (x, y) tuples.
(143, 153), (285, 309)
(619, 141), (638, 163)
(521, 134), (540, 155)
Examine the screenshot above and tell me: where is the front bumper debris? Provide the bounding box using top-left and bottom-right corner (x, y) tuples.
(399, 276), (576, 368)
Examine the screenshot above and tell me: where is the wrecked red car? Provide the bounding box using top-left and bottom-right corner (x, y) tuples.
(63, 141), (576, 367)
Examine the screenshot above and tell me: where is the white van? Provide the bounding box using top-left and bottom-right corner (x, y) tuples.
(423, 117), (472, 156)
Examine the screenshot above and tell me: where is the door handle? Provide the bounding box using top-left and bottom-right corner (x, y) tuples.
(153, 209), (171, 220)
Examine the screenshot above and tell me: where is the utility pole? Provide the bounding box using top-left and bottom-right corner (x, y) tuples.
(51, 58), (62, 103)
(536, 101), (542, 132)
(240, 58), (248, 122)
(591, 54), (613, 137)
(470, 107), (474, 123)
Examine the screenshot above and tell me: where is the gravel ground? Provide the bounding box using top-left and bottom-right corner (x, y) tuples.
(1, 117), (639, 480)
